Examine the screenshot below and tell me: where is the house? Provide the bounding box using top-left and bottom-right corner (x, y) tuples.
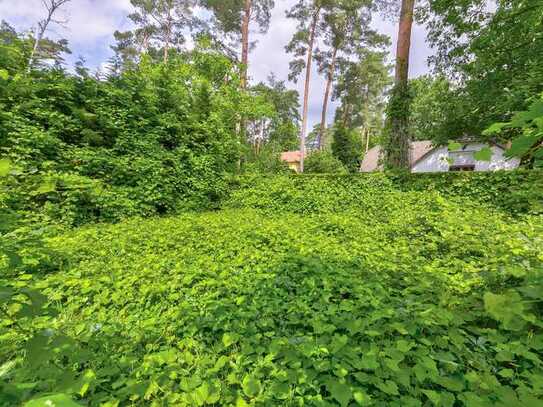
(360, 140), (520, 173)
(280, 150), (305, 172)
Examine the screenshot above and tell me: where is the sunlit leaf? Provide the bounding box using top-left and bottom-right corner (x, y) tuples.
(473, 147), (492, 162)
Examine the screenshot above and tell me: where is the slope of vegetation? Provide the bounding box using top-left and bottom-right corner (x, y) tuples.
(2, 182), (542, 406)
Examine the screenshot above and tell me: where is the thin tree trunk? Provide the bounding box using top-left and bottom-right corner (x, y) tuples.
(386, 0), (415, 170)
(318, 46), (338, 151)
(240, 0), (252, 89)
(28, 16), (51, 71)
(300, 7), (321, 173)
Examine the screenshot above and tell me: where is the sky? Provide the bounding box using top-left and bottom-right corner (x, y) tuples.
(0, 0), (434, 129)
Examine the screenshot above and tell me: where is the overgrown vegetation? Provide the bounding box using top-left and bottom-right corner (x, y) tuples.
(2, 177), (542, 406)
(1, 1), (543, 406)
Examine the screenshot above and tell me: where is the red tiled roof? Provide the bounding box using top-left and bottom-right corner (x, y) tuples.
(280, 151), (305, 163)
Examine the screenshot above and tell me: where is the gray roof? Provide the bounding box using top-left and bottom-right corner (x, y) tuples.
(360, 140), (434, 172)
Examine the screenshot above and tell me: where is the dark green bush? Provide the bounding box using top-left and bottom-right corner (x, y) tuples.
(0, 51), (253, 228)
(304, 151), (348, 174)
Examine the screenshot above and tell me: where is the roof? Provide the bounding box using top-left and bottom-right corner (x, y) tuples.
(280, 151), (305, 163)
(360, 140), (435, 172)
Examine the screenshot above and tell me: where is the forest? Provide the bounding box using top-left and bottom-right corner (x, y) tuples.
(0, 0), (542, 406)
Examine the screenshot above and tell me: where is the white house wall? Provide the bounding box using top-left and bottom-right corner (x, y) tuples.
(411, 143), (520, 173)
(411, 146), (449, 173)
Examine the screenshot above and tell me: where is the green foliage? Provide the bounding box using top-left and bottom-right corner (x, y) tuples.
(303, 151), (348, 174)
(2, 177), (542, 405)
(409, 76), (461, 143)
(422, 0), (543, 140)
(250, 76), (301, 152)
(331, 126), (363, 172)
(384, 83), (412, 170)
(484, 95), (543, 167)
(0, 32), (277, 228)
(389, 170), (543, 216)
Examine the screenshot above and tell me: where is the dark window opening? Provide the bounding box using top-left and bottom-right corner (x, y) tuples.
(449, 165), (475, 172)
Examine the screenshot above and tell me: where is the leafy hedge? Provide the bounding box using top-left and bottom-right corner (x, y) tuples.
(2, 183), (542, 405)
(227, 170), (543, 216)
(389, 170), (543, 216)
(0, 51), (249, 229)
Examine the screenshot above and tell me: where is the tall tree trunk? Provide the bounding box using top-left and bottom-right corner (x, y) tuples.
(385, 0), (415, 170)
(299, 7), (321, 173)
(365, 128), (370, 153)
(318, 46), (338, 151)
(240, 0), (252, 89)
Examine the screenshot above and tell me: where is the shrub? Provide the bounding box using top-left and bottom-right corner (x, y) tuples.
(304, 151), (348, 174)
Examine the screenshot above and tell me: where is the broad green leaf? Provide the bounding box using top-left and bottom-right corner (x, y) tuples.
(473, 147), (492, 162)
(510, 100), (543, 127)
(193, 383), (209, 406)
(353, 390), (371, 405)
(484, 291), (524, 329)
(0, 69), (8, 80)
(507, 133), (542, 157)
(236, 398), (249, 407)
(422, 389), (441, 405)
(242, 374), (261, 398)
(24, 394), (81, 407)
(270, 381), (290, 400)
(448, 141), (462, 151)
(222, 332), (240, 348)
(376, 380), (399, 396)
(36, 181), (57, 194)
(0, 159), (11, 177)
(325, 379), (352, 407)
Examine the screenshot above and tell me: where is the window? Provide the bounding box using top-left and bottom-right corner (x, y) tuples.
(449, 165), (475, 172)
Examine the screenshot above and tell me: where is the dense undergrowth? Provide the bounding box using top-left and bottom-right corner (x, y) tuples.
(2, 180), (542, 406)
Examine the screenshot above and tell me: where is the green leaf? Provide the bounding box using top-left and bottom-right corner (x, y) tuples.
(193, 382), (209, 406)
(484, 291), (525, 329)
(24, 394), (82, 407)
(448, 141), (462, 151)
(510, 100), (543, 127)
(376, 380), (399, 396)
(507, 133), (542, 157)
(353, 390), (371, 405)
(222, 332), (240, 348)
(242, 374), (261, 398)
(325, 379), (352, 407)
(422, 389), (441, 405)
(36, 181), (57, 194)
(482, 122), (508, 136)
(473, 147), (492, 162)
(0, 69), (8, 80)
(0, 159), (11, 177)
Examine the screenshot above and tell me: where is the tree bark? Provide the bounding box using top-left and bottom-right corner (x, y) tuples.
(318, 46), (338, 151)
(240, 0), (252, 89)
(395, 0), (415, 85)
(299, 7), (321, 173)
(386, 0), (415, 170)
